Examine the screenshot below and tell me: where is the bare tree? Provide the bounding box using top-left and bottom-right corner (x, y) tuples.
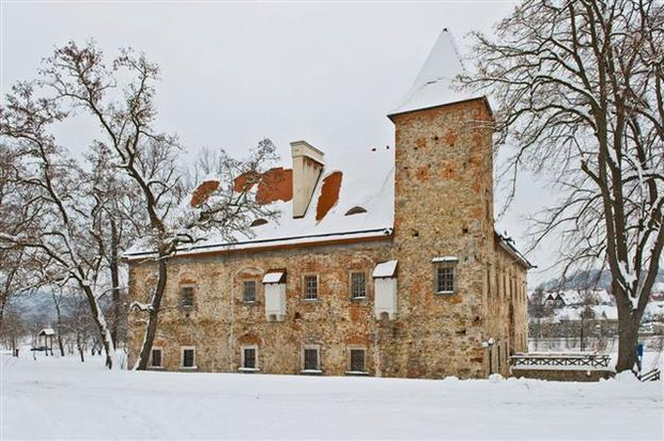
(0, 300), (27, 355)
(0, 145), (37, 334)
(87, 142), (146, 349)
(1, 41), (277, 370)
(464, 0), (664, 372)
(0, 133), (117, 367)
(51, 289), (66, 356)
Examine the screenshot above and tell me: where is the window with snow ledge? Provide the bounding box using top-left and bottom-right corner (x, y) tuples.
(180, 346), (196, 369)
(239, 345), (260, 372)
(346, 348), (368, 375)
(301, 345), (321, 374)
(350, 272), (367, 300)
(150, 347), (163, 369)
(434, 260), (457, 295)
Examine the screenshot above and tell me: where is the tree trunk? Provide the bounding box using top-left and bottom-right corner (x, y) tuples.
(135, 257), (168, 370)
(109, 218), (122, 348)
(81, 284), (115, 369)
(77, 332), (85, 362)
(0, 296), (5, 337)
(615, 309), (640, 372)
(52, 293), (66, 357)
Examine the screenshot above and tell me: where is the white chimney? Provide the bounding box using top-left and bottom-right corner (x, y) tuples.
(290, 140), (324, 218)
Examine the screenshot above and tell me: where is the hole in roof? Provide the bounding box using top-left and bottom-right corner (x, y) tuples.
(250, 219), (268, 227)
(345, 206), (367, 216)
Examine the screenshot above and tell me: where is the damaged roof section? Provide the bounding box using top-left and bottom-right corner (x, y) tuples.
(316, 171), (343, 222)
(234, 167), (293, 204)
(123, 142), (395, 258)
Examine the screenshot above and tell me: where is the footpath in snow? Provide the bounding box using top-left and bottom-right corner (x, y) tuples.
(1, 352), (662, 440)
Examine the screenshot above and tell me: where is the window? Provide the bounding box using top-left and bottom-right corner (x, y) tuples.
(151, 348), (163, 368)
(181, 286), (195, 308)
(435, 263), (456, 294)
(304, 275), (318, 300)
(241, 346), (257, 370)
(243, 280), (257, 303)
(181, 347), (196, 368)
(350, 272), (367, 299)
(303, 345), (320, 372)
(349, 349), (366, 372)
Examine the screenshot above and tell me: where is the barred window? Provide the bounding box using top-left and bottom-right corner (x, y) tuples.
(435, 263), (456, 294)
(243, 280), (257, 303)
(304, 275), (318, 300)
(303, 347), (320, 371)
(181, 286), (195, 308)
(151, 348), (162, 368)
(349, 349), (366, 372)
(181, 347), (195, 368)
(242, 347), (257, 369)
(350, 272), (367, 299)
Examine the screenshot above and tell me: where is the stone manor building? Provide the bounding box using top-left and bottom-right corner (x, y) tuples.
(125, 28), (532, 379)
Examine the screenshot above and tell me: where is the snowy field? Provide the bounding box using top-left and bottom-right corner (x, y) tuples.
(1, 352), (663, 440)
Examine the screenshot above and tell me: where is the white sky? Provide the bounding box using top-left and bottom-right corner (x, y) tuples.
(1, 1), (559, 285)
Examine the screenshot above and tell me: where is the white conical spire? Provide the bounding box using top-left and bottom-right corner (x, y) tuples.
(390, 28), (477, 116)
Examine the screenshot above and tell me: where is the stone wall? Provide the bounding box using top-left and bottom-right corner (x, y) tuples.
(128, 239), (394, 375)
(127, 99), (530, 379)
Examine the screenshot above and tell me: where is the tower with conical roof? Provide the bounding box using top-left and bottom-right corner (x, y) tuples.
(384, 28), (502, 378)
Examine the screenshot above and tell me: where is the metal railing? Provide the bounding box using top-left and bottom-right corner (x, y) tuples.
(511, 353), (611, 369)
(638, 368), (661, 382)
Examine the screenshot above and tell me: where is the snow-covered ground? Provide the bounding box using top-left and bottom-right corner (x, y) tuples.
(1, 352), (663, 440)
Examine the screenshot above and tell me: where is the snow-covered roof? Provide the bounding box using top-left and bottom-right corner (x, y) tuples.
(389, 28), (483, 117)
(126, 145), (395, 259)
(263, 270), (286, 284)
(432, 256), (458, 263)
(373, 260), (398, 278)
(39, 328), (55, 336)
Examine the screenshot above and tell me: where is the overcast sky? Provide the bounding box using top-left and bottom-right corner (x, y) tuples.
(1, 1), (559, 285)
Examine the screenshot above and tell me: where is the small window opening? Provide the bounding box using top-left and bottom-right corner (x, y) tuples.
(181, 348), (195, 368)
(243, 280), (257, 303)
(250, 218), (268, 227)
(303, 347), (320, 371)
(304, 275), (318, 300)
(345, 206), (367, 216)
(350, 272), (367, 299)
(349, 349), (366, 372)
(181, 286), (195, 308)
(151, 348), (162, 368)
(242, 347), (257, 369)
(435, 262), (456, 294)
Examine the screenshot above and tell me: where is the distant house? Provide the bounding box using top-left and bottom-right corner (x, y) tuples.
(37, 328), (55, 356)
(545, 293), (566, 308)
(125, 28), (532, 379)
